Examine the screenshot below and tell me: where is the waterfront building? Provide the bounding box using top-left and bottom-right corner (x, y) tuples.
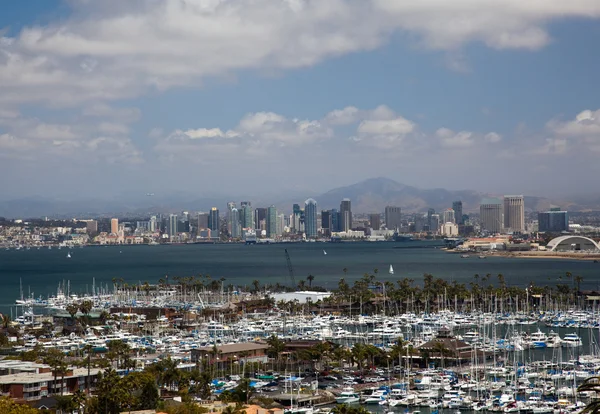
(110, 218), (118, 235)
(453, 201), (463, 225)
(385, 206), (402, 230)
(443, 208), (456, 224)
(167, 214), (178, 237)
(369, 213), (381, 230)
(441, 222), (459, 236)
(304, 198), (318, 238)
(340, 198), (352, 232)
(86, 220), (98, 235)
(277, 213), (286, 236)
(504, 195), (525, 232)
(538, 209), (569, 232)
(480, 198), (503, 234)
(414, 214), (427, 232)
(266, 205), (277, 238)
(230, 208), (241, 238)
(208, 207), (219, 233)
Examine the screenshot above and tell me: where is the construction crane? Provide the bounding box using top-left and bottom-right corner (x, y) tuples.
(284, 249), (296, 288)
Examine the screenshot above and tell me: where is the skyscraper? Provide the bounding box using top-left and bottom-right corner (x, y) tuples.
(230, 208), (241, 238)
(168, 214), (178, 237)
(503, 195), (525, 232)
(149, 216), (157, 232)
(86, 220), (98, 235)
(266, 205), (277, 238)
(430, 214), (440, 234)
(452, 201), (463, 225)
(538, 210), (569, 232)
(480, 198), (503, 233)
(110, 218), (119, 235)
(369, 213), (381, 230)
(197, 213), (209, 230)
(330, 209), (339, 233)
(255, 208), (267, 231)
(304, 198), (318, 238)
(208, 207), (220, 233)
(443, 208), (456, 224)
(340, 198), (352, 232)
(321, 210), (331, 237)
(385, 206), (402, 230)
(427, 208), (435, 231)
(240, 202), (254, 229)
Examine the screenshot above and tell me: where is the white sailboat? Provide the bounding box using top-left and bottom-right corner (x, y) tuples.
(389, 264), (394, 275)
(66, 252), (71, 259)
(323, 250), (327, 255)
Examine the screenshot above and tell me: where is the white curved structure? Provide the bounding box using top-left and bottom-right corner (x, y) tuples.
(546, 236), (600, 252)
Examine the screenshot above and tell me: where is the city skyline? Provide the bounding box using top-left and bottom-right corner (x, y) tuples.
(1, 2), (600, 199)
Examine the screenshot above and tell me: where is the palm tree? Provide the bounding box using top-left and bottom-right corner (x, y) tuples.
(307, 274), (315, 288)
(65, 303), (79, 320)
(252, 280), (260, 293)
(266, 335), (286, 370)
(578, 376), (600, 414)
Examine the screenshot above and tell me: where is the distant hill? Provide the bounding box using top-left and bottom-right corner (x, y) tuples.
(309, 177), (555, 214)
(0, 177), (594, 218)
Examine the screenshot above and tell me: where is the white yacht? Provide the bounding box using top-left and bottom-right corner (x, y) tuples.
(364, 390), (387, 404)
(562, 333), (582, 347)
(336, 388), (360, 404)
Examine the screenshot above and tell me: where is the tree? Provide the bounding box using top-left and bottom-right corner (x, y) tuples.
(44, 348), (67, 396)
(307, 274), (315, 288)
(332, 404), (371, 414)
(66, 303), (80, 320)
(578, 376), (600, 414)
(0, 397), (40, 413)
(266, 335), (286, 370)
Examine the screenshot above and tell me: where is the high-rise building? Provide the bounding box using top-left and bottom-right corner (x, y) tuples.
(197, 213), (209, 230)
(321, 210), (332, 237)
(167, 214), (178, 237)
(414, 214), (427, 232)
(149, 216), (157, 232)
(430, 214), (440, 234)
(340, 199), (352, 232)
(480, 198), (503, 233)
(230, 208), (241, 238)
(443, 208), (456, 224)
(452, 201), (463, 225)
(208, 208), (219, 233)
(427, 208), (435, 231)
(330, 209), (339, 233)
(385, 206), (402, 230)
(86, 220), (98, 235)
(503, 195), (525, 232)
(304, 198), (318, 238)
(266, 206), (277, 238)
(255, 208), (267, 231)
(538, 210), (569, 232)
(240, 201), (253, 229)
(369, 213), (381, 230)
(110, 218), (119, 235)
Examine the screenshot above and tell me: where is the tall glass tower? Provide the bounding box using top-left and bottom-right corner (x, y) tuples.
(304, 198), (318, 238)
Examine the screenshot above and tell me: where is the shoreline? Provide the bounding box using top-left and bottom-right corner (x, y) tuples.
(493, 251), (600, 261)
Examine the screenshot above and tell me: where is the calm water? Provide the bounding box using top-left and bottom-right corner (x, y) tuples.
(0, 242), (599, 313)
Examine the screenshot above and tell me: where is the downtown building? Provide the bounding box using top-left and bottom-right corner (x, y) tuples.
(538, 209), (569, 232)
(340, 198), (352, 232)
(385, 206), (402, 230)
(480, 198), (503, 234)
(504, 195), (525, 233)
(304, 199), (318, 238)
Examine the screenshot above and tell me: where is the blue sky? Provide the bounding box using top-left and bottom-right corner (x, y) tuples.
(1, 0), (600, 201)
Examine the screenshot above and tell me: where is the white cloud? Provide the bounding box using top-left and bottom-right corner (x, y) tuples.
(436, 128), (474, 148)
(2, 0), (600, 106)
(484, 132), (502, 143)
(324, 106), (361, 125)
(546, 109), (600, 152)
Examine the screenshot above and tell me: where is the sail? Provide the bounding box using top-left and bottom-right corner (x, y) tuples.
(323, 250), (327, 255)
(389, 264), (394, 275)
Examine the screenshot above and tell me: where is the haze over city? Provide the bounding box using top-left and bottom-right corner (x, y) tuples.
(1, 1), (600, 201)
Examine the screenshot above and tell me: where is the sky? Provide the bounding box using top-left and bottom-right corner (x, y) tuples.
(1, 0), (600, 201)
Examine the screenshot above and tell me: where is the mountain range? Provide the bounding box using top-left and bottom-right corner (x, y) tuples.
(0, 177), (593, 218)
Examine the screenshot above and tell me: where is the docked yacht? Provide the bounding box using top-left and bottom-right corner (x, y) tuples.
(562, 333), (582, 347)
(335, 388), (360, 404)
